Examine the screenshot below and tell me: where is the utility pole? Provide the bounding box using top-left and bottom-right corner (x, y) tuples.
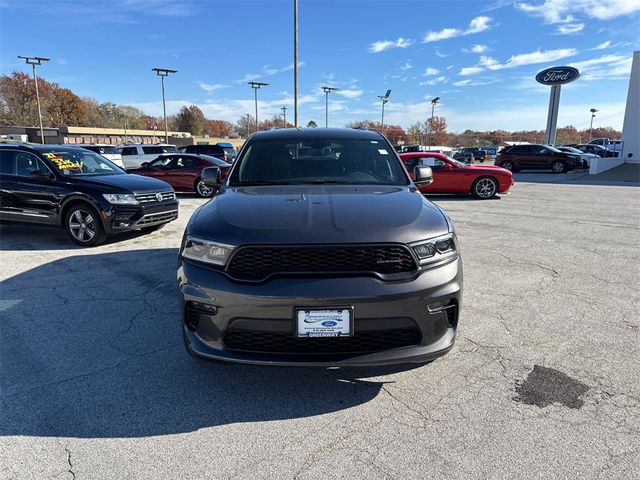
(18, 56), (49, 144)
(293, 0), (299, 127)
(428, 96), (440, 150)
(152, 67), (177, 143)
(321, 86), (339, 128)
(378, 90), (391, 132)
(248, 81), (269, 132)
(281, 106), (288, 127)
(589, 108), (598, 141)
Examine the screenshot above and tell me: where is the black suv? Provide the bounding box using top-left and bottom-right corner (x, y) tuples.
(179, 144), (236, 162)
(453, 147), (486, 163)
(0, 144), (179, 246)
(179, 128), (461, 366)
(495, 144), (582, 173)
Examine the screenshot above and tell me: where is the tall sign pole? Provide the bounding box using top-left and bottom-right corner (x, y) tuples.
(294, 0), (298, 127)
(536, 66), (580, 146)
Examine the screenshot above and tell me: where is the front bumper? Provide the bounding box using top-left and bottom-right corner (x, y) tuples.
(104, 199), (179, 233)
(178, 256), (463, 366)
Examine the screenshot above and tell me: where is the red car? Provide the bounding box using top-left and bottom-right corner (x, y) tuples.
(399, 152), (514, 199)
(128, 153), (231, 197)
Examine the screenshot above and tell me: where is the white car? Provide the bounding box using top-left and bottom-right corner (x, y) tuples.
(75, 144), (125, 169)
(117, 144), (178, 169)
(557, 146), (598, 168)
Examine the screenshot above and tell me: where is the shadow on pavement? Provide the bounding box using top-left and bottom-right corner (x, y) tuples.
(0, 248), (420, 439)
(513, 164), (640, 187)
(0, 222), (167, 251)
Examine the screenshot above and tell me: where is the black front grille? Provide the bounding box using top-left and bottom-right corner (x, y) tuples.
(135, 191), (175, 203)
(227, 245), (417, 279)
(224, 327), (421, 355)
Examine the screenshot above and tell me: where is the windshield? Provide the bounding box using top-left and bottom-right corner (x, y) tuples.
(42, 150), (124, 176)
(229, 138), (409, 186)
(83, 145), (119, 155)
(560, 147), (581, 154)
(445, 156), (468, 167)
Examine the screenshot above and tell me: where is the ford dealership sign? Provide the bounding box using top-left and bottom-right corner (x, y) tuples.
(536, 66), (580, 85)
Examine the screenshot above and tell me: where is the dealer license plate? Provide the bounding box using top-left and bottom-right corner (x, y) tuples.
(295, 308), (353, 337)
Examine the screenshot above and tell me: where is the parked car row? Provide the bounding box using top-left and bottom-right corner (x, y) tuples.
(495, 144), (582, 173)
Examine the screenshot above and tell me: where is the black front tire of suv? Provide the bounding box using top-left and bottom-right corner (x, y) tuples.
(65, 203), (108, 246)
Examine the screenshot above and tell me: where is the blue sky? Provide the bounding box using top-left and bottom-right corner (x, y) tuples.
(1, 0), (638, 131)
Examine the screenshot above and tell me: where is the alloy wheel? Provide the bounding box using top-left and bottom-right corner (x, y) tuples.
(68, 209), (96, 242)
(475, 178), (497, 198)
(196, 180), (214, 197)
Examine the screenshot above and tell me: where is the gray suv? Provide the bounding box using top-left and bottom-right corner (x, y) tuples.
(178, 128), (462, 366)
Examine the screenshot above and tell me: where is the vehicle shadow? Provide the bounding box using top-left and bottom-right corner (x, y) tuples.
(0, 248), (421, 439)
(0, 222), (166, 251)
(513, 167), (640, 187)
(424, 193), (503, 202)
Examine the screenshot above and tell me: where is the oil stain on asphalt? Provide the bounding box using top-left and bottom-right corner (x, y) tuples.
(515, 365), (590, 409)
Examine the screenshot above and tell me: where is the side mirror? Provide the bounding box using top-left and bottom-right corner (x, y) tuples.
(443, 163), (453, 171)
(202, 166), (221, 187)
(413, 166), (433, 186)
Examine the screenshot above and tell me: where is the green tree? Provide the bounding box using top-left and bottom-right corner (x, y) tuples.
(307, 120), (317, 128)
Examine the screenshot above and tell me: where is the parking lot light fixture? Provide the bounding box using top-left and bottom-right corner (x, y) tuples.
(589, 108), (598, 141)
(152, 67), (177, 143)
(248, 81), (269, 132)
(378, 89), (391, 132)
(428, 96), (440, 150)
(18, 56), (49, 144)
(321, 86), (339, 128)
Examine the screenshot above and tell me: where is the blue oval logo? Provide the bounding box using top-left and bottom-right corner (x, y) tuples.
(321, 321), (337, 327)
(535, 66), (580, 85)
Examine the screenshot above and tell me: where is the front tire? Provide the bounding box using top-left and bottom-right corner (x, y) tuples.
(472, 177), (498, 199)
(195, 178), (215, 198)
(65, 203), (107, 246)
(551, 160), (567, 173)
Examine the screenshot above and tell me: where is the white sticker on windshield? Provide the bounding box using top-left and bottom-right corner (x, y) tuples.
(370, 141), (379, 144)
(378, 149), (389, 155)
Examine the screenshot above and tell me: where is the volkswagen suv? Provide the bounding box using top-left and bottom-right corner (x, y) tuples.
(0, 144), (179, 245)
(178, 128), (462, 366)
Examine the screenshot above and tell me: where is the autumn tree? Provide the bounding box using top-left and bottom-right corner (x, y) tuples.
(206, 119), (235, 137)
(235, 114), (255, 138)
(48, 88), (88, 126)
(175, 105), (206, 134)
(427, 116), (447, 145)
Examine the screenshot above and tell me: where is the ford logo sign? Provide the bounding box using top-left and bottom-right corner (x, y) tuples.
(321, 321), (337, 327)
(535, 66), (580, 85)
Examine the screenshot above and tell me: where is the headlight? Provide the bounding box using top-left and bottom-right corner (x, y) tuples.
(102, 193), (139, 205)
(181, 236), (235, 266)
(410, 233), (458, 265)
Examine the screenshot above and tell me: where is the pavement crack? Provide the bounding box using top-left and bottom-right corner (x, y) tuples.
(64, 444), (76, 480)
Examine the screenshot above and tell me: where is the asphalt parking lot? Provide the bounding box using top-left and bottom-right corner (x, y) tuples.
(1, 175), (639, 480)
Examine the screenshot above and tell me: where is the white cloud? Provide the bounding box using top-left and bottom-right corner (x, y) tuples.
(424, 67), (440, 76)
(568, 54), (632, 80)
(477, 48), (578, 71)
(459, 66), (485, 75)
(555, 23), (584, 34)
(400, 62), (413, 70)
(435, 48), (448, 58)
(593, 40), (611, 50)
(238, 62), (305, 83)
(336, 89), (364, 99)
(419, 76), (447, 86)
(197, 82), (229, 94)
(452, 79), (497, 87)
(464, 44), (488, 53)
(446, 65), (454, 70)
(424, 16), (493, 43)
(369, 37), (414, 53)
(466, 16), (492, 33)
(516, 0), (640, 23)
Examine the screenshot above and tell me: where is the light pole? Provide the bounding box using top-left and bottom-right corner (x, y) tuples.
(18, 56), (49, 144)
(281, 106), (288, 127)
(589, 108), (598, 141)
(378, 89), (391, 132)
(321, 86), (339, 128)
(152, 67), (177, 143)
(248, 81), (269, 132)
(294, 0), (299, 127)
(428, 96), (440, 150)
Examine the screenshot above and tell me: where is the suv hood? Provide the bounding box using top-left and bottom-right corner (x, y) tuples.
(67, 173), (172, 193)
(190, 185), (449, 245)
